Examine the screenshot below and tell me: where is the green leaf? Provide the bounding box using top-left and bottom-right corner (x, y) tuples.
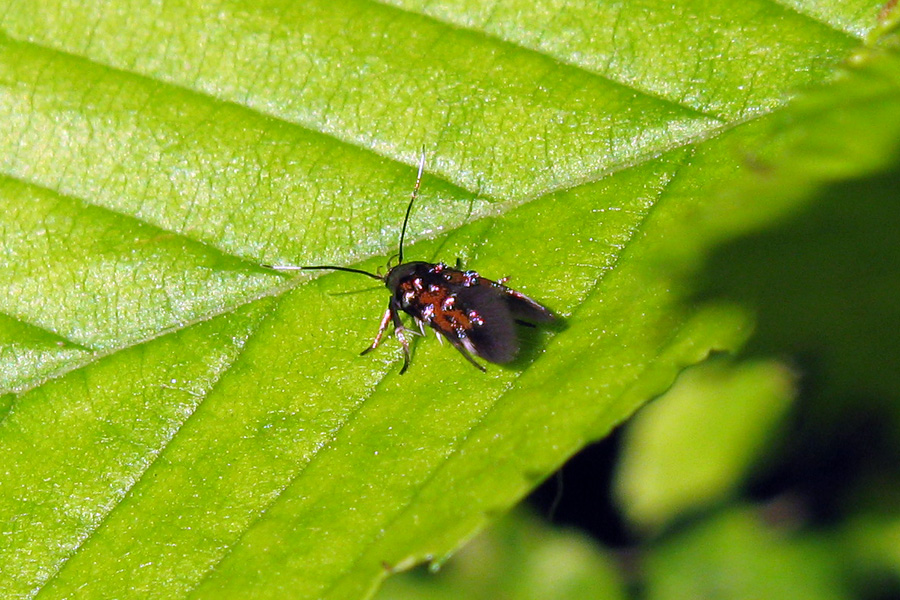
(842, 514), (900, 593)
(614, 359), (795, 531)
(0, 0), (891, 598)
(645, 508), (849, 600)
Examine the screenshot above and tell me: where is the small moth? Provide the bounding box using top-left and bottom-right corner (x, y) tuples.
(267, 151), (556, 374)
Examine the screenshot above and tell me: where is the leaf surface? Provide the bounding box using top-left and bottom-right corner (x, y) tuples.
(0, 0), (890, 598)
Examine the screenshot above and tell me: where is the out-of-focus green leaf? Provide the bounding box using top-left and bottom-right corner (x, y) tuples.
(645, 508), (849, 600)
(842, 514), (900, 596)
(615, 359), (795, 531)
(0, 0), (892, 599)
(375, 510), (626, 600)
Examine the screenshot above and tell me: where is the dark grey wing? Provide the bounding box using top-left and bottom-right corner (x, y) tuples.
(501, 287), (556, 324)
(454, 285), (519, 364)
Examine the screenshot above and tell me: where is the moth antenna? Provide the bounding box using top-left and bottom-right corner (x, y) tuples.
(265, 264), (383, 281)
(397, 147), (426, 265)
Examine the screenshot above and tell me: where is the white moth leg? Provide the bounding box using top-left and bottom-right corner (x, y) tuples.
(360, 307), (393, 355)
(450, 338), (486, 372)
(395, 325), (412, 374)
(388, 299), (412, 374)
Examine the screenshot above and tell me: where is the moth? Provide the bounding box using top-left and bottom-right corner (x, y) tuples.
(267, 152), (556, 373)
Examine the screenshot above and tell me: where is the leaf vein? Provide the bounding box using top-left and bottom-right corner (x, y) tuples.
(28, 304), (274, 599)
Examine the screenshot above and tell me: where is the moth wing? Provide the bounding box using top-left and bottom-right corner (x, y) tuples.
(480, 279), (555, 324)
(455, 285), (519, 364)
(506, 292), (556, 324)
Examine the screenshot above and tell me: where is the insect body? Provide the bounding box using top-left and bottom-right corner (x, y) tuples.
(268, 152), (556, 373)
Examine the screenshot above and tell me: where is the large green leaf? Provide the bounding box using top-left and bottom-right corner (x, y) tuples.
(0, 0), (889, 598)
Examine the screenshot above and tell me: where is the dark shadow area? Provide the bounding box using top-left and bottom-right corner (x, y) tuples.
(702, 166), (900, 522)
(702, 169), (900, 407)
(528, 428), (633, 547)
